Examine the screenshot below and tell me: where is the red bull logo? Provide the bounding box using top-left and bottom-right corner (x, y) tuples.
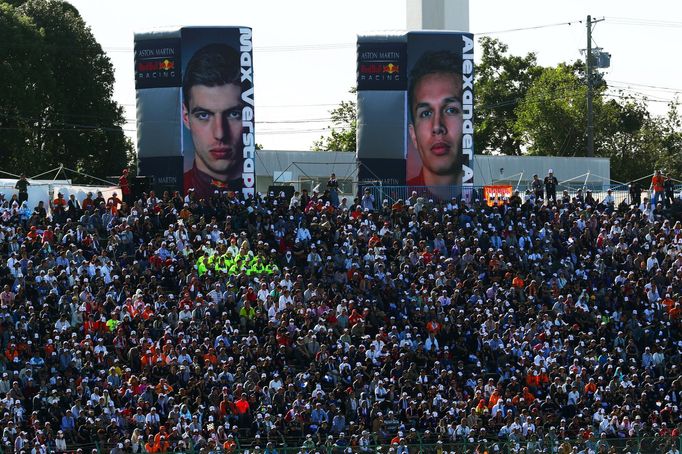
(159, 59), (174, 71)
(383, 63), (399, 74)
(136, 59), (175, 72)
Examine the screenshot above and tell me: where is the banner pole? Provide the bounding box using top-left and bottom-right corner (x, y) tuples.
(584, 171), (590, 190)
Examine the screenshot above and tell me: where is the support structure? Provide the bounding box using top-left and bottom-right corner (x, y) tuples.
(406, 0), (470, 32)
(586, 15), (594, 157)
(585, 15), (604, 157)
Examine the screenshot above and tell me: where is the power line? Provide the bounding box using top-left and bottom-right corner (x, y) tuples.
(475, 19), (583, 36)
(606, 17), (682, 28)
(0, 20), (590, 55)
(606, 80), (682, 94)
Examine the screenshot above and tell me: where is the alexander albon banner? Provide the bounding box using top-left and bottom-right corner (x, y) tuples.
(356, 31), (474, 200)
(405, 32), (474, 200)
(180, 27), (255, 199)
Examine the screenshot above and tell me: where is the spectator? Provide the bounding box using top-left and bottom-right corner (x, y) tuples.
(543, 169), (558, 202)
(0, 182), (677, 453)
(650, 169), (665, 207)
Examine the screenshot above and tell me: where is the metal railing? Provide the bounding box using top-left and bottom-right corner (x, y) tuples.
(68, 434), (682, 453)
(364, 183), (678, 207)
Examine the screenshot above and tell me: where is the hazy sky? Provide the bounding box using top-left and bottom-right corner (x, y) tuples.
(68, 0), (682, 151)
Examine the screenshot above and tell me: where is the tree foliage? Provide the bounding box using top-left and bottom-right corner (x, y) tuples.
(514, 63), (589, 156)
(311, 88), (356, 152)
(0, 0), (132, 180)
(314, 39), (682, 182)
(474, 37), (543, 155)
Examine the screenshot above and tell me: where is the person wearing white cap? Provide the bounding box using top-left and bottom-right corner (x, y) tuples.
(544, 169), (558, 202)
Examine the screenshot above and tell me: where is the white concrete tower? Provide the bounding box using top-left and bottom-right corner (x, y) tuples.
(406, 0), (470, 32)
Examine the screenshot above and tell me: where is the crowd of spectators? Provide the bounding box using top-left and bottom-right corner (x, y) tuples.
(0, 176), (680, 454)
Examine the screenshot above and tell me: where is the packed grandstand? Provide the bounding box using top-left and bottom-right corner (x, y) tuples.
(0, 181), (680, 453)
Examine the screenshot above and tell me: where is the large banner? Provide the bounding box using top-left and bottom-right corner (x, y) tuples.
(181, 27), (254, 199)
(356, 34), (407, 185)
(135, 27), (254, 199)
(357, 31), (474, 199)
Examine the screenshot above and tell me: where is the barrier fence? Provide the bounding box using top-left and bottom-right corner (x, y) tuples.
(364, 184), (679, 208)
(67, 434), (681, 453)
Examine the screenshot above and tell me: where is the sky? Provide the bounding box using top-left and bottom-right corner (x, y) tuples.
(67, 0), (682, 151)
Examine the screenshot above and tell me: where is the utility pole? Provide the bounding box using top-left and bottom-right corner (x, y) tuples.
(585, 15), (605, 157)
(586, 15), (594, 157)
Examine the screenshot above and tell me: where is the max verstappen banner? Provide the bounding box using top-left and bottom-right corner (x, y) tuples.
(181, 27), (254, 199)
(135, 27), (254, 199)
(357, 31), (474, 200)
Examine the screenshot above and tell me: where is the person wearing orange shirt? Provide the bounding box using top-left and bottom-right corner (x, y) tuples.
(155, 379), (174, 396)
(662, 295), (675, 313)
(144, 435), (158, 453)
(525, 372), (540, 391)
(669, 302), (681, 319)
(5, 344), (19, 363)
(584, 378), (597, 396)
(153, 426), (170, 450)
(107, 192), (122, 215)
(223, 434), (237, 452)
(140, 349), (158, 368)
(488, 389), (501, 410)
(203, 348), (218, 366)
(512, 276), (525, 288)
(650, 169), (665, 208)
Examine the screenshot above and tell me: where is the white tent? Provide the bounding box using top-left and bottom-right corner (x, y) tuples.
(0, 178), (119, 212)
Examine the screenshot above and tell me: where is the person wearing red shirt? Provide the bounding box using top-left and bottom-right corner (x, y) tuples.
(234, 392), (250, 426)
(83, 314), (98, 336)
(119, 169), (131, 205)
(425, 318), (442, 335)
(41, 226), (54, 244)
(348, 309), (364, 326)
(234, 393), (250, 415)
(81, 192), (95, 211)
(52, 193), (67, 209)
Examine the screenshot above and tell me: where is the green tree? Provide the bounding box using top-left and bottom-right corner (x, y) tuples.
(595, 95), (653, 182)
(311, 87), (356, 152)
(512, 60), (680, 182)
(514, 63), (589, 157)
(0, 0), (132, 180)
(650, 100), (682, 179)
(474, 37), (543, 155)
